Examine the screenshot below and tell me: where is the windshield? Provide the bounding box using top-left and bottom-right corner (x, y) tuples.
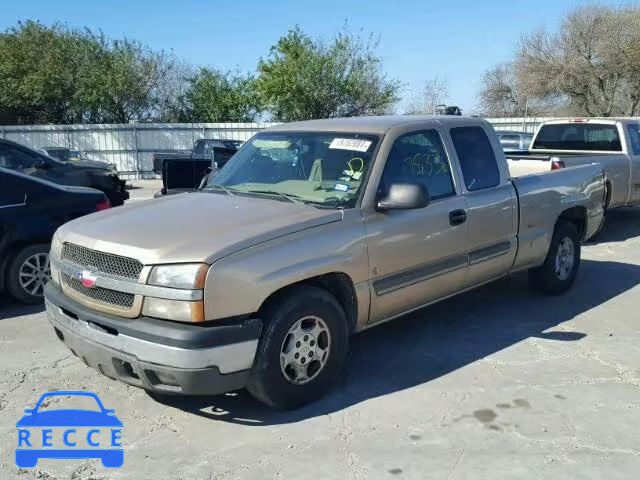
(532, 123), (622, 151)
(207, 131), (380, 208)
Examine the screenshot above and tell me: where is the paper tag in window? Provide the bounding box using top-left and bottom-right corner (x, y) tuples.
(329, 138), (372, 152)
(334, 183), (349, 192)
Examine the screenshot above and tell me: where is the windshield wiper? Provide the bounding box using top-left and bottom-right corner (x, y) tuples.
(204, 184), (236, 195)
(243, 189), (304, 204)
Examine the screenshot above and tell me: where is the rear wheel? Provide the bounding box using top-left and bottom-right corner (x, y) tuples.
(528, 221), (580, 295)
(247, 285), (349, 409)
(7, 244), (51, 304)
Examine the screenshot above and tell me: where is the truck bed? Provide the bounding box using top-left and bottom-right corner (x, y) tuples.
(510, 163), (606, 270)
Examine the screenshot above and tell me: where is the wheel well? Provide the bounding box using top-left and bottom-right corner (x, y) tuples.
(558, 206), (587, 240)
(258, 273), (358, 333)
(604, 180), (612, 209)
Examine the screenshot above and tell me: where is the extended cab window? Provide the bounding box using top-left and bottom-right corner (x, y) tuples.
(532, 123), (622, 151)
(450, 126), (500, 191)
(379, 130), (455, 200)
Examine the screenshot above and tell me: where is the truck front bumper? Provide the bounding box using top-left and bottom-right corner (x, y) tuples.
(44, 283), (261, 395)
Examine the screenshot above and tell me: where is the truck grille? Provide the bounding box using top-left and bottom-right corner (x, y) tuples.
(62, 243), (143, 280)
(62, 273), (135, 309)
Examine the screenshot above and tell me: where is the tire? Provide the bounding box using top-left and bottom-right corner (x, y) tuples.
(528, 221), (580, 295)
(247, 285), (349, 410)
(6, 244), (51, 304)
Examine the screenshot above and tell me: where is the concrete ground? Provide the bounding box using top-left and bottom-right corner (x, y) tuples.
(0, 203), (639, 479)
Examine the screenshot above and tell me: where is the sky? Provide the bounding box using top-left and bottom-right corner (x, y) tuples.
(0, 0), (633, 114)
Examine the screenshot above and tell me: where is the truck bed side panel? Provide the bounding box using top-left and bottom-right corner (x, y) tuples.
(511, 164), (605, 272)
(507, 153), (629, 207)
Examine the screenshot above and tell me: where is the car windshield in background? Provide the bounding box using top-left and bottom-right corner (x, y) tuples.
(207, 132), (379, 208)
(532, 123), (622, 151)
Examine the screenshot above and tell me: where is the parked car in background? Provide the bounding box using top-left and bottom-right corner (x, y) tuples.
(505, 118), (640, 212)
(0, 168), (110, 304)
(40, 146), (117, 171)
(153, 139), (243, 196)
(496, 130), (534, 151)
(45, 115), (604, 409)
(0, 139), (129, 206)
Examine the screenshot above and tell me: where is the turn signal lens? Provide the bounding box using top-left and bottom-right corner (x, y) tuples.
(142, 298), (205, 322)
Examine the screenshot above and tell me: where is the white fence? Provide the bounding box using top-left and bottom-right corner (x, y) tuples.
(0, 117), (562, 177)
(0, 122), (277, 178)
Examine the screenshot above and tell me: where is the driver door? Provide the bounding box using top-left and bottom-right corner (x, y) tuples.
(364, 129), (469, 324)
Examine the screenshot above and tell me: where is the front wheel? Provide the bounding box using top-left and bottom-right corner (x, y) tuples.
(528, 221), (580, 295)
(247, 285), (349, 410)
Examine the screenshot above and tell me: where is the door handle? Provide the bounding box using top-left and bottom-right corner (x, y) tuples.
(449, 209), (467, 226)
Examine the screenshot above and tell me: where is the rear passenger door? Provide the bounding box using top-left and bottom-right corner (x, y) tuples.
(449, 126), (518, 288)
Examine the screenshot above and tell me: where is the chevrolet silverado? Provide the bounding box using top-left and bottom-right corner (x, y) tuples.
(44, 116), (605, 409)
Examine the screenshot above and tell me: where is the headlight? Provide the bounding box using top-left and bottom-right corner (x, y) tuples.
(147, 264), (208, 289)
(142, 298), (204, 322)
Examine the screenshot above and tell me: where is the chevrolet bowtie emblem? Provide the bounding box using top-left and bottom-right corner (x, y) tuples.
(78, 270), (98, 288)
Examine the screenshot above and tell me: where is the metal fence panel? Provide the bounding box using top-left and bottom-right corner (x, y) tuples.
(0, 122), (277, 178)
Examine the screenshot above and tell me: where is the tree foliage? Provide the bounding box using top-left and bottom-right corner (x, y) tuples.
(0, 22), (400, 125)
(514, 5), (640, 116)
(185, 68), (261, 122)
(0, 21), (178, 124)
(256, 27), (400, 121)
(478, 63), (528, 117)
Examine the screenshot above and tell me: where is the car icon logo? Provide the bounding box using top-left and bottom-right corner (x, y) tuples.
(78, 270), (97, 288)
(16, 391), (123, 468)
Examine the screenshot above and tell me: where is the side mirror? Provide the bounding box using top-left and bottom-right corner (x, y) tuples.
(376, 183), (430, 211)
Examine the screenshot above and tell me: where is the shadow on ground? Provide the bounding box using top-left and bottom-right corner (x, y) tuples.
(0, 297), (44, 320)
(589, 206), (640, 244)
(153, 259), (640, 425)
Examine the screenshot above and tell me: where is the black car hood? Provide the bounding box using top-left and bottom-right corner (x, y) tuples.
(65, 160), (111, 170)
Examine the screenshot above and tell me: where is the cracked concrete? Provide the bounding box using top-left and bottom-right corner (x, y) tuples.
(0, 200), (639, 479)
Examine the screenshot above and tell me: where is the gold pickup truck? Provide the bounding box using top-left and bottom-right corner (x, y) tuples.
(44, 116), (605, 409)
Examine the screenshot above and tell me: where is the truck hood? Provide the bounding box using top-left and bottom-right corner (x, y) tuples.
(57, 192), (343, 265)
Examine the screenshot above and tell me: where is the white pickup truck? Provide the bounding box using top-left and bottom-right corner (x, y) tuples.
(506, 118), (640, 211)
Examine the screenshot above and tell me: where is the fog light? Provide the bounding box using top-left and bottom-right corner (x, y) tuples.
(154, 371), (179, 386)
(142, 297), (204, 322)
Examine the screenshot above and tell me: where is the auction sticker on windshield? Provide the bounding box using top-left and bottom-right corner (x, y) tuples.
(329, 138), (372, 152)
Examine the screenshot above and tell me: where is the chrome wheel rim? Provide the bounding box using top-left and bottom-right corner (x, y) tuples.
(555, 238), (575, 281)
(19, 252), (50, 297)
(280, 315), (331, 385)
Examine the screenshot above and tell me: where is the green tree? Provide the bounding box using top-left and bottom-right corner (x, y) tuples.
(0, 21), (180, 124)
(185, 68), (261, 122)
(0, 21), (94, 124)
(257, 27), (400, 121)
(76, 39), (174, 123)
